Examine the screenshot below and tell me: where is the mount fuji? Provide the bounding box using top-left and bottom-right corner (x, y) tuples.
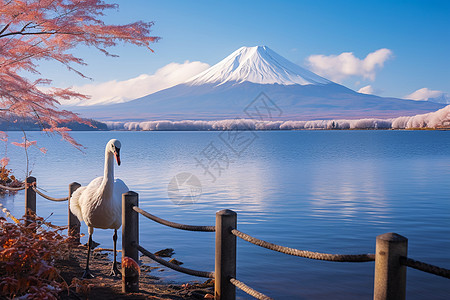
(186, 46), (330, 86)
(72, 46), (445, 121)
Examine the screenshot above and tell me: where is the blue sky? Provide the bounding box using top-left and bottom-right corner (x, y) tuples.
(46, 0), (449, 103)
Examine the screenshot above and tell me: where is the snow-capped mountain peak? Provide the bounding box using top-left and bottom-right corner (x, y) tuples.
(186, 46), (331, 86)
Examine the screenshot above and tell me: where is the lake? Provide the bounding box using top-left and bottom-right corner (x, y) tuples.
(1, 130), (449, 299)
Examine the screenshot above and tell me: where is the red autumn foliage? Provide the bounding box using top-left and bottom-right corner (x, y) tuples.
(122, 256), (140, 277)
(0, 166), (22, 195)
(0, 0), (159, 151)
(68, 278), (92, 296)
(0, 214), (70, 299)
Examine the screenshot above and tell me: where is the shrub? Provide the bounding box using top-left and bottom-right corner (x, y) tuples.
(0, 214), (69, 299)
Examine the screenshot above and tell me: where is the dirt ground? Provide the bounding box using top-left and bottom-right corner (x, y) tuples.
(55, 244), (214, 300)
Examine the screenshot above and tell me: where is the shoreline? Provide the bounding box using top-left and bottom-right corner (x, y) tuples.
(2, 104), (450, 132)
(2, 127), (450, 132)
(56, 244), (213, 299)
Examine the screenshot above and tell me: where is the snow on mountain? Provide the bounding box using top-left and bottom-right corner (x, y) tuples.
(71, 46), (446, 122)
(186, 46), (330, 86)
(428, 93), (450, 104)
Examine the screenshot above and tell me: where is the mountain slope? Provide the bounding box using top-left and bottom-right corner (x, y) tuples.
(71, 46), (445, 121)
(74, 81), (444, 121)
(428, 93), (450, 104)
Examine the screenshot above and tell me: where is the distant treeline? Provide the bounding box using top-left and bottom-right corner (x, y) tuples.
(0, 118), (108, 131)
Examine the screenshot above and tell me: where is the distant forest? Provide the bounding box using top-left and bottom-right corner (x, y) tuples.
(0, 118), (108, 131)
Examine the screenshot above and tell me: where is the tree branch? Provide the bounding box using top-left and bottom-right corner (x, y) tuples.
(0, 23), (11, 36)
(0, 30), (56, 38)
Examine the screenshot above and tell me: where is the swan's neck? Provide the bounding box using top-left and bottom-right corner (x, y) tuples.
(102, 149), (115, 192)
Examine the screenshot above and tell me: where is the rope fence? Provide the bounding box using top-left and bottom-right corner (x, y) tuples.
(4, 177), (83, 243)
(32, 186), (69, 202)
(231, 228), (375, 262)
(135, 243), (215, 278)
(132, 206), (215, 232)
(401, 257), (450, 279)
(229, 278), (273, 300)
(122, 195), (449, 300)
(0, 179), (69, 201)
(0, 183), (25, 191)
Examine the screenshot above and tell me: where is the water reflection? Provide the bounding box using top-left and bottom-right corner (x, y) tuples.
(309, 160), (389, 222)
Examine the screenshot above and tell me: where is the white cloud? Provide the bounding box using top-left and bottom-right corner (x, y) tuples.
(357, 85), (374, 95)
(307, 48), (393, 82)
(63, 61), (210, 106)
(404, 87), (444, 101)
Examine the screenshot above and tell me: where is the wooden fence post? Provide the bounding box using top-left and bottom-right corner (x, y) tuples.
(25, 176), (36, 224)
(373, 232), (408, 300)
(68, 182), (81, 243)
(122, 191), (139, 293)
(215, 209), (237, 300)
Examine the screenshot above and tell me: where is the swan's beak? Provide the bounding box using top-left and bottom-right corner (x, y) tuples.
(115, 148), (121, 166)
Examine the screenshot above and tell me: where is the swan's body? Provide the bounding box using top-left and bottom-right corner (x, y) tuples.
(70, 177), (128, 231)
(70, 139), (128, 278)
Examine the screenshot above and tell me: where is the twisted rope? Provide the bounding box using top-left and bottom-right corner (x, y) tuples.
(401, 257), (450, 279)
(135, 243), (214, 278)
(230, 278), (273, 300)
(0, 183), (25, 191)
(133, 206), (215, 232)
(232, 229), (375, 262)
(32, 186), (68, 202)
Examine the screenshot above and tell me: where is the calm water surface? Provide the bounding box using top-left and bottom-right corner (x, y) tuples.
(1, 130), (449, 299)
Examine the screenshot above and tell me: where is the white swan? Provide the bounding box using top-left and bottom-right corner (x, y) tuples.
(70, 139), (129, 278)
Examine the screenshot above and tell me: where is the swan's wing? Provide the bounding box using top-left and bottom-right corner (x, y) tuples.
(69, 177), (103, 223)
(85, 176), (104, 189)
(69, 186), (87, 222)
(109, 178), (129, 228)
(114, 178), (129, 197)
